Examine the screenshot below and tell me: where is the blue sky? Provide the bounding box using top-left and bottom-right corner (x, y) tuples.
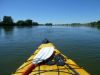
(0, 0), (100, 24)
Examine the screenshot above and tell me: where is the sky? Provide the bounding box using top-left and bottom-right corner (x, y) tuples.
(0, 0), (100, 24)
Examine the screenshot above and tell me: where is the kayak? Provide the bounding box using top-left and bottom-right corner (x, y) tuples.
(12, 39), (90, 75)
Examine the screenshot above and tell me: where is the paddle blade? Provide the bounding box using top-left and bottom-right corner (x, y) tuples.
(32, 47), (54, 64)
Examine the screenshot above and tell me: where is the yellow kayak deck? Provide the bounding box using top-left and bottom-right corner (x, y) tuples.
(12, 43), (90, 75)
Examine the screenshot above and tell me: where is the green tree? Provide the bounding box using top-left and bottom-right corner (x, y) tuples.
(16, 19), (39, 26)
(90, 22), (96, 27)
(97, 21), (100, 25)
(25, 19), (33, 25)
(33, 22), (39, 25)
(45, 23), (52, 26)
(16, 20), (26, 26)
(96, 21), (100, 27)
(2, 16), (14, 25)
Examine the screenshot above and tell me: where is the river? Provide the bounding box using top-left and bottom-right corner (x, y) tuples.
(0, 26), (100, 75)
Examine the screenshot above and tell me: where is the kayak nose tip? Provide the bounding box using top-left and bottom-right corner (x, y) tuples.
(42, 38), (50, 44)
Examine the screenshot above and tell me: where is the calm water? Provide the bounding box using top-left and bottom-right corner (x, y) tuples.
(0, 26), (100, 75)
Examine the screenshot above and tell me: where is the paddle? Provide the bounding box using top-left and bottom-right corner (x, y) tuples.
(22, 47), (54, 75)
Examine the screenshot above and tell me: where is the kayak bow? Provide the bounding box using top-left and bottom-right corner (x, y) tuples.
(12, 39), (90, 75)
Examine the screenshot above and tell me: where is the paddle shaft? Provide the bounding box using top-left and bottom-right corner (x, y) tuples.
(22, 63), (36, 75)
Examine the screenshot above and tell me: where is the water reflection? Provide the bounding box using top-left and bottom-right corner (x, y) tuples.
(0, 25), (100, 37)
(2, 26), (14, 35)
(16, 26), (32, 28)
(0, 26), (33, 37)
(96, 26), (100, 29)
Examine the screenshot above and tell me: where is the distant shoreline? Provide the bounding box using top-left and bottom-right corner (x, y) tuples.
(0, 16), (100, 28)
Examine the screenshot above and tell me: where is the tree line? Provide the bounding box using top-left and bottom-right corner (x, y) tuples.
(88, 20), (100, 28)
(58, 21), (100, 28)
(0, 16), (39, 26)
(0, 16), (100, 28)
